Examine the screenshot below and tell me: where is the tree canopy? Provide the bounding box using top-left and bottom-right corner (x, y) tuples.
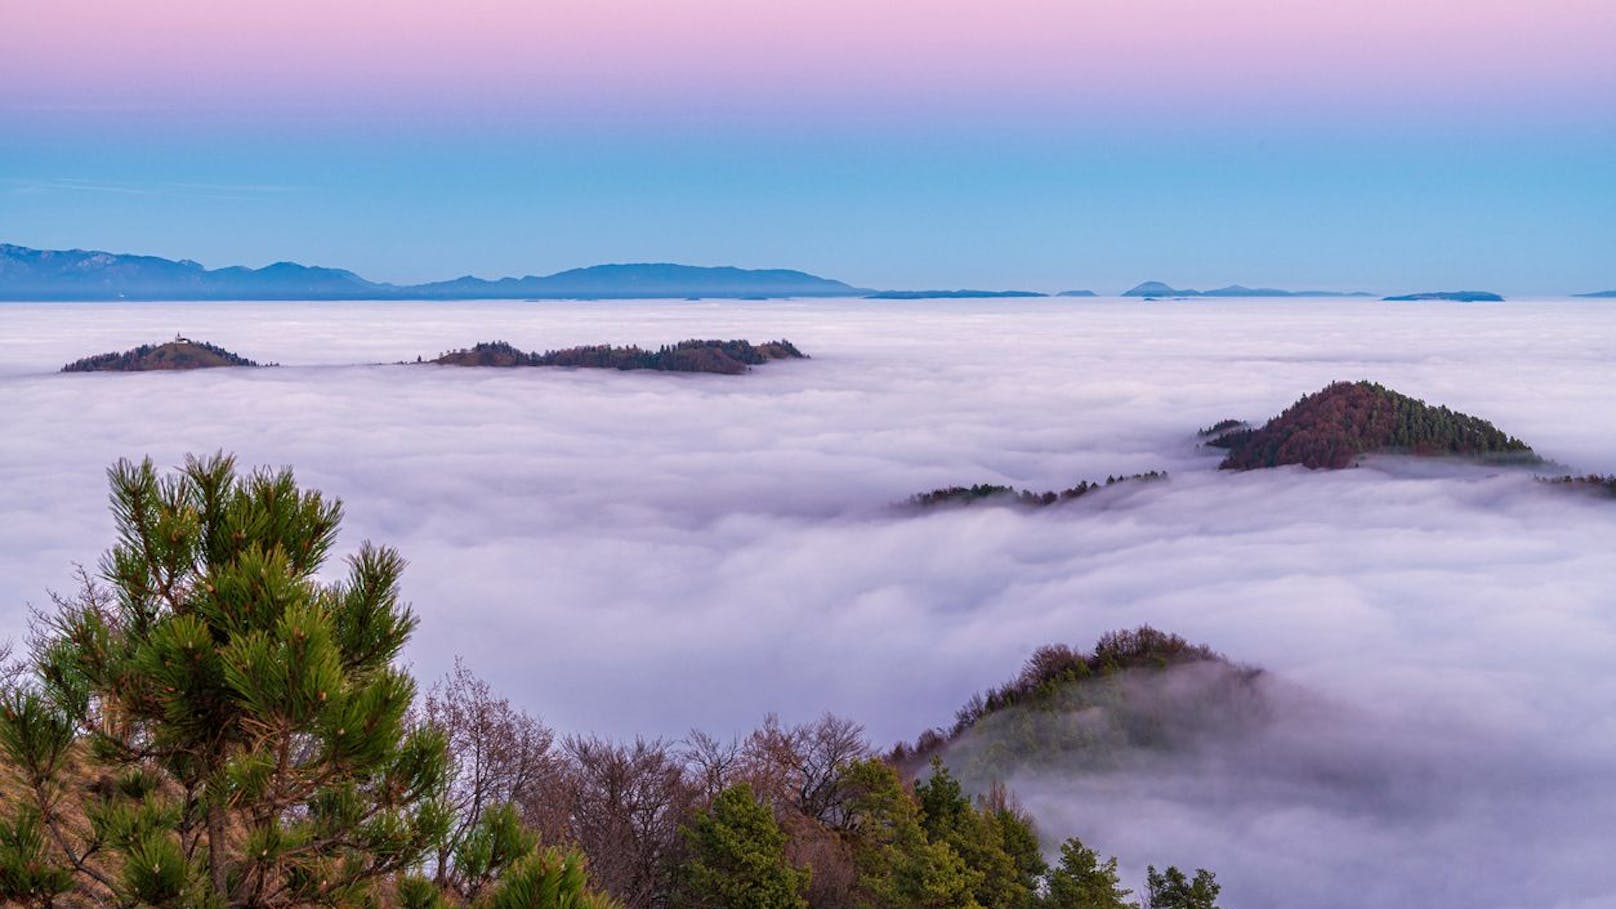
(0, 453), (611, 909)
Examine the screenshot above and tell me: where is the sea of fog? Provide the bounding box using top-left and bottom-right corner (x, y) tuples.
(2, 297), (1614, 908)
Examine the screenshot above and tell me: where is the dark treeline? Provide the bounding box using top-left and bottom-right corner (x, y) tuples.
(0, 454), (1223, 908)
(1194, 420), (1246, 440)
(1217, 380), (1535, 470)
(909, 473), (1168, 509)
(1539, 474), (1616, 496)
(431, 339), (806, 375)
(61, 338), (265, 372)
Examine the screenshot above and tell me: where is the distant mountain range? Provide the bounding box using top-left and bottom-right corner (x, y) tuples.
(0, 244), (866, 300)
(1121, 281), (1372, 298)
(863, 289), (1046, 299)
(0, 243), (1592, 302)
(1574, 290), (1616, 298)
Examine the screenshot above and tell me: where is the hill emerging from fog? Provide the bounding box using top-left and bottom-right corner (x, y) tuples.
(907, 471), (1167, 509)
(61, 338), (265, 372)
(0, 243), (867, 300)
(892, 627), (1266, 778)
(430, 338), (805, 374)
(1210, 381), (1536, 470)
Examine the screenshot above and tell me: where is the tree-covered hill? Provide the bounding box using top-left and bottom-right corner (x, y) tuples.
(890, 628), (1266, 781)
(431, 339), (805, 374)
(61, 338), (264, 372)
(1216, 381), (1536, 470)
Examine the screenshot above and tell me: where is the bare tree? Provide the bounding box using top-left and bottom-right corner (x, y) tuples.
(422, 657), (558, 893)
(680, 729), (744, 801)
(719, 714), (871, 909)
(561, 735), (696, 909)
(0, 638), (21, 688)
(743, 713), (870, 828)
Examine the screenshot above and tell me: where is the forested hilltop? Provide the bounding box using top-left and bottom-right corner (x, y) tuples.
(61, 338), (264, 372)
(890, 628), (1262, 778)
(0, 454), (1225, 909)
(1210, 380), (1536, 470)
(431, 339), (805, 374)
(52, 337), (805, 376)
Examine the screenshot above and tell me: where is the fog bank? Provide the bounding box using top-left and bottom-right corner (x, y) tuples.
(2, 297), (1613, 907)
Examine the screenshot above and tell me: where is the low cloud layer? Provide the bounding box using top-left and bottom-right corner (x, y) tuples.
(2, 298), (1614, 907)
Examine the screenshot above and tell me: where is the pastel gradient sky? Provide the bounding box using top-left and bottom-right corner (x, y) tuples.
(3, 0), (1613, 292)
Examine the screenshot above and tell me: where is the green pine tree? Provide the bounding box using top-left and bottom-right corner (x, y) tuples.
(0, 453), (615, 909)
(915, 759), (1037, 909)
(840, 759), (980, 909)
(677, 783), (808, 909)
(1144, 865), (1219, 909)
(1042, 837), (1134, 909)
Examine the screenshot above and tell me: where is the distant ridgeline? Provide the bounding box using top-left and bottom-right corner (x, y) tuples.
(864, 289), (1047, 300)
(908, 472), (1167, 508)
(61, 338), (265, 372)
(1207, 381), (1537, 470)
(0, 243), (866, 300)
(891, 627), (1266, 778)
(430, 338), (806, 374)
(1122, 281), (1372, 298)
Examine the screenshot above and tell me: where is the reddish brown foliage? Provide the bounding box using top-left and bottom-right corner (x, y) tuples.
(1219, 380), (1534, 470)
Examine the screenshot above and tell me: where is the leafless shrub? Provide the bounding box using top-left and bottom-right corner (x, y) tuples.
(560, 735), (696, 909)
(422, 657), (560, 890)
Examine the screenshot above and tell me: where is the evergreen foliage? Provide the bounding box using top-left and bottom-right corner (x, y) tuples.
(915, 761), (1040, 909)
(676, 783), (809, 909)
(0, 806), (73, 908)
(1042, 837), (1134, 909)
(61, 338), (262, 372)
(837, 759), (978, 909)
(431, 339), (806, 374)
(1539, 474), (1616, 497)
(0, 453), (613, 909)
(908, 473), (1167, 509)
(1143, 866), (1220, 909)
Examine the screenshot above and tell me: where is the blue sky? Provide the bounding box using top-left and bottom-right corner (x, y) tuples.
(3, 0), (1614, 294)
(6, 117), (1612, 294)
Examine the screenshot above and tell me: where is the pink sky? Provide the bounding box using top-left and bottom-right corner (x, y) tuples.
(6, 0), (1614, 124)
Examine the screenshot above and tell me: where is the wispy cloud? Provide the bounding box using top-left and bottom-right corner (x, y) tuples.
(2, 177), (298, 201)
